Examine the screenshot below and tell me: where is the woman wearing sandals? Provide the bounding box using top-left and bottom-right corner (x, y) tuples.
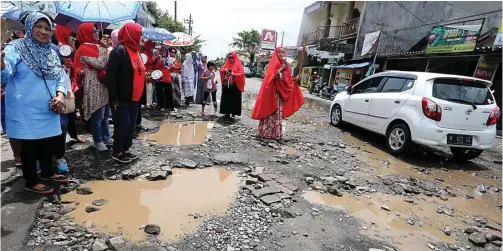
(1, 12), (69, 194)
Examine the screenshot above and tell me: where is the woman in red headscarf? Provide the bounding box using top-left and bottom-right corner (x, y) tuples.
(219, 51), (245, 119)
(143, 40), (156, 108)
(55, 25), (86, 145)
(106, 23), (145, 163)
(251, 47), (304, 140)
(74, 23), (111, 152)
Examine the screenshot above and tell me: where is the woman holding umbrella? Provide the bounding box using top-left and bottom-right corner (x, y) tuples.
(168, 48), (182, 106)
(219, 51), (245, 119)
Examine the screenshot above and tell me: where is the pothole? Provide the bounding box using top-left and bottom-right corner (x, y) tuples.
(62, 168), (240, 242)
(304, 191), (502, 250)
(140, 121), (214, 146)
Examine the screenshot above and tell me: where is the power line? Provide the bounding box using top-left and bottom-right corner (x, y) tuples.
(386, 9), (501, 33)
(394, 1), (427, 25)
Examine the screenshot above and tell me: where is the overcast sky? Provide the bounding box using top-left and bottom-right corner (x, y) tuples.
(156, 0), (309, 59)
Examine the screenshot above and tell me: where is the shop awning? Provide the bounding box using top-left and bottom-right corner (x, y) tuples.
(334, 62), (370, 69)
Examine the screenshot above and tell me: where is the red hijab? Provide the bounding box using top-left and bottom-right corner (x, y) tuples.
(143, 40), (155, 71)
(119, 23), (146, 101)
(55, 25), (72, 45)
(251, 47), (304, 120)
(74, 23), (100, 86)
(220, 51), (245, 92)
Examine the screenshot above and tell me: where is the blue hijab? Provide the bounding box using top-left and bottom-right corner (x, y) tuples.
(10, 12), (60, 80)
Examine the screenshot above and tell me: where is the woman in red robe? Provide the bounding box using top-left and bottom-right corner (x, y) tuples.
(219, 51), (245, 119)
(251, 47), (304, 140)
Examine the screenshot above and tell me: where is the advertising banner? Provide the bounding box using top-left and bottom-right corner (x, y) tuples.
(473, 55), (501, 81)
(261, 29), (277, 50)
(426, 25), (481, 54)
(284, 46), (297, 59)
(300, 67), (312, 88)
(361, 31), (381, 56)
(494, 19), (502, 46)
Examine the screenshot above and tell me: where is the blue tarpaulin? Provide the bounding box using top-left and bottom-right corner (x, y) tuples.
(334, 62), (370, 69)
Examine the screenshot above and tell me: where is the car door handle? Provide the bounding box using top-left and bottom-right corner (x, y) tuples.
(365, 99), (369, 102)
(394, 100), (400, 104)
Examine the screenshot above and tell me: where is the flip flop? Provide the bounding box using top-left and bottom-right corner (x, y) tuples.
(72, 135), (86, 143)
(24, 184), (54, 194)
(41, 174), (69, 183)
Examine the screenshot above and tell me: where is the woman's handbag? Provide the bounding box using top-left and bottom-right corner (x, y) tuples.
(24, 41), (75, 114)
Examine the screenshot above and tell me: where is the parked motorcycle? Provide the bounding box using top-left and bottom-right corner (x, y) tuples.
(308, 79), (321, 95)
(321, 84), (338, 100)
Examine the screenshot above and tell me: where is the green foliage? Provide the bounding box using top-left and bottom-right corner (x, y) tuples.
(230, 29), (261, 67)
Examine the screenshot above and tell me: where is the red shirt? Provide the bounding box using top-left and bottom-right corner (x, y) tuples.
(155, 59), (172, 83)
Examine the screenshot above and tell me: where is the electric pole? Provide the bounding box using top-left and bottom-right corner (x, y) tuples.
(184, 14), (193, 36)
(281, 31), (284, 46)
(174, 1), (177, 22)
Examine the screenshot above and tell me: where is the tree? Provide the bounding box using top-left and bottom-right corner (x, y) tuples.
(230, 29), (261, 67)
(145, 1), (162, 20)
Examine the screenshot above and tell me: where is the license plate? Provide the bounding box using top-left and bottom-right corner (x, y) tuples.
(447, 134), (473, 146)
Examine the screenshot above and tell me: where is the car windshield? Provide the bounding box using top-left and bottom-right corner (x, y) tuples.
(432, 79), (494, 105)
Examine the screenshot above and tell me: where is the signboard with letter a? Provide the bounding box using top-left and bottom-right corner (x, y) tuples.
(261, 29), (277, 50)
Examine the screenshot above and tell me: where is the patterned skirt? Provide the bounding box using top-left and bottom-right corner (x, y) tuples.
(171, 73), (182, 106)
(257, 96), (283, 140)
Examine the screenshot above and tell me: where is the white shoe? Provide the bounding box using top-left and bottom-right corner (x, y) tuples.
(104, 139), (114, 146)
(94, 142), (108, 152)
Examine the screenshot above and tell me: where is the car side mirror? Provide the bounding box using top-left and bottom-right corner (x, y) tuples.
(346, 86), (352, 94)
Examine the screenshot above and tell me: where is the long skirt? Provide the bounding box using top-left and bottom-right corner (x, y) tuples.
(171, 73), (182, 106)
(220, 84), (242, 116)
(182, 77), (195, 98)
(257, 97), (283, 140)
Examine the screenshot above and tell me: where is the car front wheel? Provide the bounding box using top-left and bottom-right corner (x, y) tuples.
(386, 123), (411, 155)
(450, 147), (483, 162)
(330, 105), (342, 126)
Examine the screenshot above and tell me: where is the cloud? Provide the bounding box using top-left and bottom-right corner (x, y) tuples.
(156, 0), (307, 59)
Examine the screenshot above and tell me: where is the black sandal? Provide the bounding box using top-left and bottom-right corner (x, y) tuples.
(24, 184), (54, 194)
(41, 174), (69, 183)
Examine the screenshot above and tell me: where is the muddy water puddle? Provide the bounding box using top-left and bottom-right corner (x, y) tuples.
(140, 121), (214, 145)
(304, 191), (501, 250)
(343, 135), (501, 193)
(62, 168), (240, 242)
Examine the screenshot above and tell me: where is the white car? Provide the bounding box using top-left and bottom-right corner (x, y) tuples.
(330, 71), (500, 161)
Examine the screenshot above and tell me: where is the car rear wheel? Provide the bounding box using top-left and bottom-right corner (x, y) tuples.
(330, 105), (342, 126)
(386, 123), (411, 155)
(450, 147), (483, 162)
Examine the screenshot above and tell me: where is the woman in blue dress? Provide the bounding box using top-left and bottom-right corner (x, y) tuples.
(1, 12), (69, 194)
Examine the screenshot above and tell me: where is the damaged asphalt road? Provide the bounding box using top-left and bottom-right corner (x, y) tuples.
(1, 78), (502, 251)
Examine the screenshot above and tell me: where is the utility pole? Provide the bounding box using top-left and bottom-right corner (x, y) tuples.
(281, 31), (284, 46)
(184, 14), (193, 35)
(299, 36), (307, 87)
(174, 1), (177, 22)
(323, 1), (332, 38)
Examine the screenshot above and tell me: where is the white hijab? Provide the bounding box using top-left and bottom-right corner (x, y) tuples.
(182, 53), (195, 79)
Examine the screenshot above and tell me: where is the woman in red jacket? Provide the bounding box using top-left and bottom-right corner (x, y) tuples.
(251, 47), (304, 140)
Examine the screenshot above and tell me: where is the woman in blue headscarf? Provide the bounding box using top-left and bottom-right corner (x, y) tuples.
(1, 12), (69, 194)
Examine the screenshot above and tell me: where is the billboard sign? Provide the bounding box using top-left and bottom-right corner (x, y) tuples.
(494, 19), (502, 46)
(426, 24), (481, 54)
(261, 29), (277, 50)
(361, 31), (381, 56)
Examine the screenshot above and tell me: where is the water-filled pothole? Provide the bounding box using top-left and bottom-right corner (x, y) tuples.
(62, 168), (240, 242)
(304, 191), (501, 250)
(140, 121), (214, 145)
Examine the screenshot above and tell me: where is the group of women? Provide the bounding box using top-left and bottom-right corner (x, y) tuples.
(0, 11), (304, 195)
(1, 12), (148, 193)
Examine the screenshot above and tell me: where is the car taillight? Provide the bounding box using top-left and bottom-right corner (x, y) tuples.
(422, 97), (442, 121)
(487, 106), (500, 126)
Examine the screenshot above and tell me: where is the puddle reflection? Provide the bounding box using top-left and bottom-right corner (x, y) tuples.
(140, 122), (214, 146)
(62, 168), (240, 242)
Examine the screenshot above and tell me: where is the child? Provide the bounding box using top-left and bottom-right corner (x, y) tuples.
(200, 61), (218, 116)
